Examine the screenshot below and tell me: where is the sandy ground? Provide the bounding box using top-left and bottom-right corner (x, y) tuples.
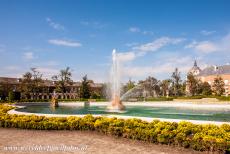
(0, 128), (205, 154)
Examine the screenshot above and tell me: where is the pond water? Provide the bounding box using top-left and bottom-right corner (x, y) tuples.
(16, 104), (230, 122)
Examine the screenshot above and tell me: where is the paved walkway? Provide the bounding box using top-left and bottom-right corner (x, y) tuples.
(0, 128), (204, 154)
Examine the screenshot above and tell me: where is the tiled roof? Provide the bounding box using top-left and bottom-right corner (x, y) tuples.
(198, 65), (230, 76)
(0, 77), (102, 88)
(0, 77), (20, 84)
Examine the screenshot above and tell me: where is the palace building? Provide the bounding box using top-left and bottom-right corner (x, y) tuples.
(187, 61), (230, 95)
(0, 77), (103, 100)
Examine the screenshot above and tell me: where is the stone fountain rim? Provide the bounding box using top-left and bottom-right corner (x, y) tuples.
(7, 102), (230, 126)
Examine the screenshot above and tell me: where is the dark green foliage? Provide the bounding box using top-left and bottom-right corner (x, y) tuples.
(213, 76), (225, 96)
(8, 91), (21, 101)
(80, 75), (91, 99)
(171, 68), (183, 96)
(201, 82), (212, 96)
(52, 67), (73, 94)
(0, 104), (229, 153)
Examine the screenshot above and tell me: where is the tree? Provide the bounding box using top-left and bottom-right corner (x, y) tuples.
(201, 82), (212, 96)
(139, 76), (159, 97)
(80, 75), (91, 99)
(20, 72), (33, 99)
(0, 79), (15, 100)
(52, 67), (73, 94)
(186, 73), (199, 96)
(160, 79), (171, 96)
(171, 68), (182, 96)
(213, 76), (225, 96)
(123, 79), (136, 94)
(20, 68), (43, 99)
(31, 68), (43, 99)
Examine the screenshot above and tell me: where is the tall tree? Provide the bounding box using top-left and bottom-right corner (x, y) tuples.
(201, 82), (212, 96)
(186, 73), (198, 96)
(52, 67), (73, 94)
(140, 76), (159, 97)
(160, 79), (171, 96)
(21, 68), (43, 99)
(171, 68), (182, 96)
(31, 68), (43, 99)
(213, 76), (225, 96)
(80, 75), (91, 99)
(20, 72), (33, 99)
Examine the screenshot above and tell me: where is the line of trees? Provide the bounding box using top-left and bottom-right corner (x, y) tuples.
(121, 68), (226, 98)
(0, 66), (227, 101)
(2, 67), (105, 101)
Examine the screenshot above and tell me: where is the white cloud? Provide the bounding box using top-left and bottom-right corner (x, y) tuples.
(185, 40), (218, 53)
(200, 30), (216, 36)
(23, 52), (34, 60)
(4, 66), (20, 71)
(48, 39), (82, 47)
(115, 37), (185, 63)
(194, 41), (218, 53)
(184, 40), (197, 49)
(185, 33), (230, 54)
(133, 37), (185, 52)
(117, 52), (136, 62)
(46, 18), (65, 31)
(122, 56), (196, 79)
(129, 27), (140, 32)
(221, 33), (230, 52)
(129, 27), (154, 35)
(36, 67), (59, 79)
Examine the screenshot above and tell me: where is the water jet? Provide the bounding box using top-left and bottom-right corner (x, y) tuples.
(107, 49), (125, 111)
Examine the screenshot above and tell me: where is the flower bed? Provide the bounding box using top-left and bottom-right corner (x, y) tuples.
(0, 104), (229, 153)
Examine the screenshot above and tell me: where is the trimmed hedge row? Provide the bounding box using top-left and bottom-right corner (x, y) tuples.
(174, 95), (230, 101)
(0, 104), (229, 153)
(145, 97), (174, 101)
(0, 98), (108, 103)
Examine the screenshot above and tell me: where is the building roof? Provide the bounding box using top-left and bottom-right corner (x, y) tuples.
(198, 65), (230, 76)
(188, 60), (201, 75)
(0, 77), (20, 84)
(0, 77), (103, 88)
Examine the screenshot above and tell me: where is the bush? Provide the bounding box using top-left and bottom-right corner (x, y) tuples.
(8, 91), (21, 101)
(145, 97), (174, 101)
(0, 104), (229, 153)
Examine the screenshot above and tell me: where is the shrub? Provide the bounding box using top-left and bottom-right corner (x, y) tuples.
(8, 91), (21, 101)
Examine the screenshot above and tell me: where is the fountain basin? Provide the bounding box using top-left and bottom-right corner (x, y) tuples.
(8, 102), (230, 125)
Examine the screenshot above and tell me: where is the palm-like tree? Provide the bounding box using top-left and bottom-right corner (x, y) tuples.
(52, 67), (73, 94)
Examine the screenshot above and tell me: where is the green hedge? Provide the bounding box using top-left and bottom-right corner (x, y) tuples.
(0, 98), (108, 103)
(145, 97), (174, 101)
(0, 104), (229, 152)
(174, 95), (230, 101)
(174, 96), (205, 99)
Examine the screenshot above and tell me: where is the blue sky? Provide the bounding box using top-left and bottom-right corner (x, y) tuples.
(0, 0), (230, 82)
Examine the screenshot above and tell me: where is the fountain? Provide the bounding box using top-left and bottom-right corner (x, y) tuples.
(107, 49), (125, 111)
(11, 49), (230, 124)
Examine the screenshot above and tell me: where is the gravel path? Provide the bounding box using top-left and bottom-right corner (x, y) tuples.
(0, 128), (204, 154)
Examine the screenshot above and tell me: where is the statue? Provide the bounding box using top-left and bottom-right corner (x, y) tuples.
(51, 91), (59, 107)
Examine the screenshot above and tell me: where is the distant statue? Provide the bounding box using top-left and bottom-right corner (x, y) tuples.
(51, 91), (59, 107)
